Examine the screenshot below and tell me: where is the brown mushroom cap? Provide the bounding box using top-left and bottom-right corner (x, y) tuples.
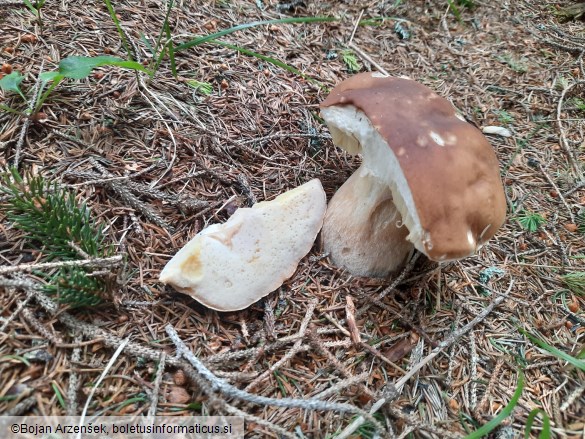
(321, 73), (506, 261)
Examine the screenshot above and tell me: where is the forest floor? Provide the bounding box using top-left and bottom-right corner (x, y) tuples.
(1, 0), (584, 438)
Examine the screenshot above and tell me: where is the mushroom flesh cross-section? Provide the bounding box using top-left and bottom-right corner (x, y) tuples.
(160, 179), (327, 311)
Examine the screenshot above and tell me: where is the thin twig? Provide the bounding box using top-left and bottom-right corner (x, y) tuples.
(539, 163), (576, 223)
(21, 307), (64, 344)
(66, 334), (83, 416)
(165, 324), (385, 429)
(0, 254), (123, 275)
(13, 61), (44, 167)
(0, 294), (32, 333)
(556, 81), (585, 180)
(348, 9), (364, 45)
(148, 352), (166, 418)
(77, 338), (130, 439)
(336, 280), (514, 438)
(244, 299), (317, 392)
(348, 42), (390, 76)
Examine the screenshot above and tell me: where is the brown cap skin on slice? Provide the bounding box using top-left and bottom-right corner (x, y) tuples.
(321, 73), (506, 261)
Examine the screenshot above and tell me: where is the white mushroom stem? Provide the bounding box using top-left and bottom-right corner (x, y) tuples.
(321, 164), (414, 278)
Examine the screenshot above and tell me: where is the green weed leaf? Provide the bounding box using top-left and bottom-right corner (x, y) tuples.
(57, 56), (150, 79)
(340, 49), (361, 73)
(517, 211), (546, 232)
(463, 372), (524, 439)
(519, 327), (585, 372)
(39, 71), (62, 83)
(525, 409), (551, 439)
(562, 272), (585, 296)
(0, 71), (26, 100)
(186, 79), (213, 95)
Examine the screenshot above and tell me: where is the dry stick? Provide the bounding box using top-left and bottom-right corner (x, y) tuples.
(475, 358), (504, 418)
(469, 330), (478, 412)
(307, 330), (375, 401)
(67, 335), (83, 416)
(348, 42), (390, 76)
(65, 169), (208, 213)
(21, 307), (64, 344)
(313, 372), (371, 401)
(13, 60), (44, 167)
(345, 296), (361, 344)
(0, 255), (123, 275)
(0, 293), (32, 333)
(348, 9), (365, 45)
(445, 306), (463, 388)
(77, 337), (130, 439)
(564, 180), (585, 197)
(263, 300), (276, 340)
(88, 157), (172, 231)
(557, 81), (585, 180)
(539, 164), (576, 224)
(548, 215), (571, 269)
(165, 325), (384, 426)
(356, 252), (420, 317)
(0, 1), (26, 6)
(336, 280), (514, 439)
(244, 299), (317, 392)
(560, 382), (585, 412)
(238, 132), (331, 146)
(205, 328), (351, 365)
(52, 130), (105, 155)
(147, 352), (167, 418)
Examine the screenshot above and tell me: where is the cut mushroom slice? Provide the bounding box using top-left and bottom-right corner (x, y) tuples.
(159, 179), (327, 311)
(320, 73), (507, 277)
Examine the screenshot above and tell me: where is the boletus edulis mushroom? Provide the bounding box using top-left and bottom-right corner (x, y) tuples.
(320, 72), (507, 278)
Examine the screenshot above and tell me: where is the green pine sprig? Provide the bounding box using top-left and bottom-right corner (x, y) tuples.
(1, 168), (112, 307)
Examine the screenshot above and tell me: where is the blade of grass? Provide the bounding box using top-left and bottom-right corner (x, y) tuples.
(52, 382), (66, 409)
(140, 33), (156, 56)
(463, 372), (524, 439)
(164, 18), (177, 78)
(174, 16), (337, 52)
(525, 409), (551, 439)
(155, 0), (174, 55)
(210, 40), (320, 85)
(103, 0), (134, 60)
(0, 354), (31, 366)
(519, 328), (585, 372)
(23, 0), (38, 16)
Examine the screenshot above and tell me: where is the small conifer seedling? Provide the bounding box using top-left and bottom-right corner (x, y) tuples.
(1, 168), (113, 307)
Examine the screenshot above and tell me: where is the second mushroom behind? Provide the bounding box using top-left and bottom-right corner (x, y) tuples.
(320, 72), (507, 278)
